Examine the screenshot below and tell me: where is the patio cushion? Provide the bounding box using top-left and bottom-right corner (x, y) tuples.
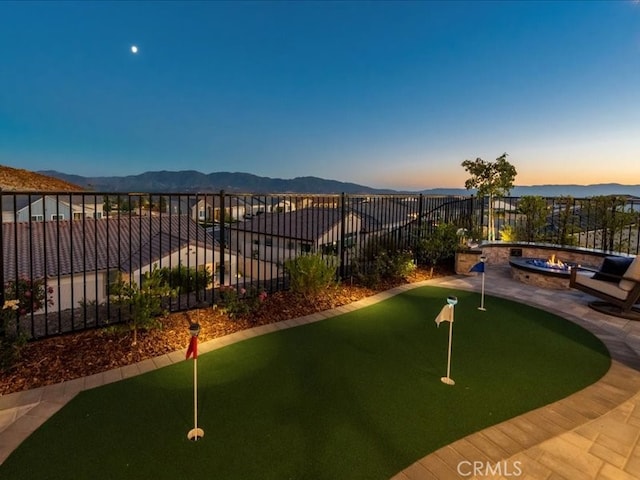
(619, 256), (640, 291)
(592, 256), (634, 282)
(574, 271), (629, 300)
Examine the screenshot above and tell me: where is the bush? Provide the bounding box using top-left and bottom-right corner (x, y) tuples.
(353, 237), (416, 287)
(285, 254), (338, 300)
(110, 267), (177, 345)
(515, 195), (549, 242)
(1, 278), (53, 370)
(216, 286), (267, 319)
(3, 277), (53, 316)
(1, 300), (26, 370)
(415, 223), (458, 274)
(499, 224), (517, 242)
(158, 265), (212, 300)
(160, 265), (212, 293)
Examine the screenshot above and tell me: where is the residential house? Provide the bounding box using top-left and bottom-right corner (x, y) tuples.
(1, 194), (104, 223)
(191, 195), (266, 223)
(350, 197), (421, 234)
(265, 197), (308, 213)
(228, 207), (363, 279)
(1, 215), (238, 312)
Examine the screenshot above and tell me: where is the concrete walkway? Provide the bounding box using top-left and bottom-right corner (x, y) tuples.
(1, 268), (640, 479)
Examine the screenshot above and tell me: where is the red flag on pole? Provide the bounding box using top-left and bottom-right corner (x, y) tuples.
(186, 335), (198, 360)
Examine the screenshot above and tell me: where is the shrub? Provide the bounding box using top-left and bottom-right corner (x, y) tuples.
(1, 300), (26, 370)
(109, 267), (177, 345)
(499, 224), (517, 242)
(3, 277), (53, 316)
(415, 223), (458, 275)
(1, 278), (53, 370)
(158, 265), (212, 300)
(515, 195), (549, 242)
(353, 237), (415, 287)
(216, 285), (267, 319)
(555, 196), (579, 246)
(285, 254), (338, 300)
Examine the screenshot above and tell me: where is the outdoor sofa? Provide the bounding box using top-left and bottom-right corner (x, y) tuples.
(570, 255), (640, 320)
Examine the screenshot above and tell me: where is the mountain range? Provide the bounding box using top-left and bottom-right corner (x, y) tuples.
(29, 169), (640, 198)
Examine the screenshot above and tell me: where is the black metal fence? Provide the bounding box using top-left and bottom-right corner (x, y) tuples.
(1, 191), (638, 339)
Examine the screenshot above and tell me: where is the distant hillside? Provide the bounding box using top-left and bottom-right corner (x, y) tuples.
(0, 165), (84, 192)
(502, 184), (639, 198)
(38, 170), (398, 194)
(420, 184), (640, 197)
(37, 169), (640, 197)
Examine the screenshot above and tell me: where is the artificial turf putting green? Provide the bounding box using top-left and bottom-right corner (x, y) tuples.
(0, 286), (610, 480)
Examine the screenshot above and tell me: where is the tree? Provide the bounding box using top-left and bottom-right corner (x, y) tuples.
(516, 196), (548, 242)
(554, 196), (579, 246)
(103, 196), (114, 214)
(415, 223), (458, 277)
(585, 195), (637, 253)
(110, 267), (177, 345)
(462, 153), (517, 241)
(119, 198), (137, 212)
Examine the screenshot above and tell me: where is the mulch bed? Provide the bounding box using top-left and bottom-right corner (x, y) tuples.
(0, 267), (449, 396)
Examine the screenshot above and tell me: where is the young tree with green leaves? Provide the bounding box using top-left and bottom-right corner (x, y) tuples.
(415, 223), (458, 277)
(462, 153), (517, 241)
(516, 195), (549, 242)
(585, 195), (637, 253)
(110, 267), (177, 346)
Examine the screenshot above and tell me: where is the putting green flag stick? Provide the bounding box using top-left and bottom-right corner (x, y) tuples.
(435, 296), (458, 386)
(187, 323), (204, 441)
(472, 256), (487, 311)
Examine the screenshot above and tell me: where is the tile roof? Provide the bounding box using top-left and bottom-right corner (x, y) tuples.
(229, 202), (420, 241)
(230, 208), (349, 241)
(1, 215), (215, 280)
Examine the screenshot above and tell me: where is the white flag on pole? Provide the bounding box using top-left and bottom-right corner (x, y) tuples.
(434, 304), (453, 327)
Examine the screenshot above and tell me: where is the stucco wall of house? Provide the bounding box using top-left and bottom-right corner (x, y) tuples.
(14, 196), (103, 223)
(132, 244), (238, 286)
(47, 271), (108, 312)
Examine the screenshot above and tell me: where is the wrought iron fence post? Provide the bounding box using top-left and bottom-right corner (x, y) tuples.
(415, 193), (424, 262)
(219, 190), (226, 286)
(339, 192), (347, 279)
(0, 191), (3, 309)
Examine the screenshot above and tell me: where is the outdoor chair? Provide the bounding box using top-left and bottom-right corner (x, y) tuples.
(570, 255), (640, 320)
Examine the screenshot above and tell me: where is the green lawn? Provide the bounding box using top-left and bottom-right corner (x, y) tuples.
(0, 286), (610, 480)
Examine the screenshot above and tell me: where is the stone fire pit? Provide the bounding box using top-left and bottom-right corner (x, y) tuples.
(509, 255), (578, 289)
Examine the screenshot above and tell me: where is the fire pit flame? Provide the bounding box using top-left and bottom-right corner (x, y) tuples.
(510, 255), (579, 289)
(524, 254), (573, 272)
(547, 254), (565, 269)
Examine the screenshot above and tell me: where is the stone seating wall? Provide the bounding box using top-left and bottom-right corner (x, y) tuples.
(474, 242), (634, 270)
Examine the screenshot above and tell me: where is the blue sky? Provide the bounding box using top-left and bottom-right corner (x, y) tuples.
(1, 1), (639, 191)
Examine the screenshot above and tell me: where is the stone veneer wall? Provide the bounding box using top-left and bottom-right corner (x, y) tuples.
(471, 242), (634, 270)
(454, 250), (484, 275)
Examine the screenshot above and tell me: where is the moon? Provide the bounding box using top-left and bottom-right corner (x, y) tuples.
(131, 45), (138, 54)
